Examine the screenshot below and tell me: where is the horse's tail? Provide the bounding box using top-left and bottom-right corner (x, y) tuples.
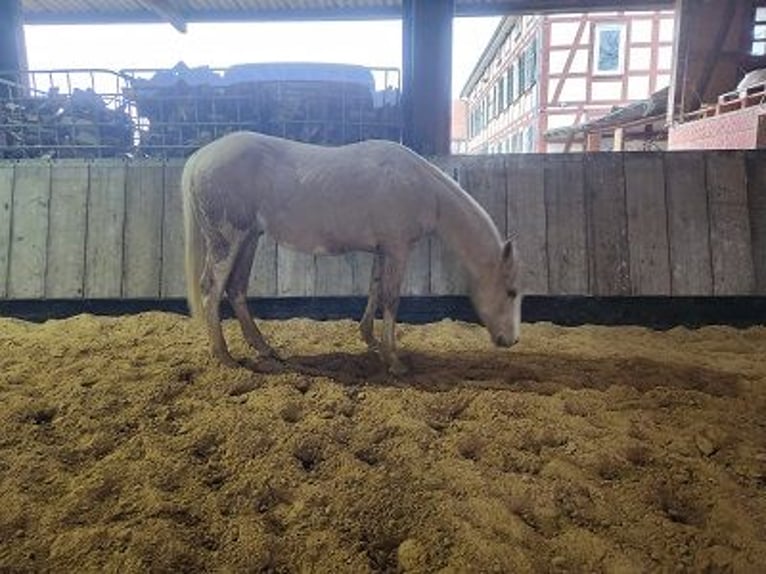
(182, 160), (205, 321)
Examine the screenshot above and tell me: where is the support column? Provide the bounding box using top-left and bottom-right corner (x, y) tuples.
(402, 0), (454, 156)
(0, 0), (28, 97)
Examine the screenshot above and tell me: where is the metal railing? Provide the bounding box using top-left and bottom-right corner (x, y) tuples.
(0, 64), (402, 159)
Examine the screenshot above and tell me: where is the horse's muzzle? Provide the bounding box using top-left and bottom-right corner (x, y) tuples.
(495, 334), (518, 348)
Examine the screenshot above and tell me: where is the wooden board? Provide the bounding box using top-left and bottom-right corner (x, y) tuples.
(314, 253), (374, 296)
(249, 235), (278, 297)
(584, 153), (630, 296)
(46, 161), (88, 298)
(624, 153), (671, 295)
(664, 153), (712, 295)
(544, 154), (588, 294)
(161, 161), (186, 298)
(277, 246), (315, 297)
(746, 151), (766, 294)
(0, 163), (13, 298)
(123, 160), (164, 298)
(705, 152), (755, 295)
(401, 238), (431, 296)
(506, 154), (548, 295)
(86, 161), (126, 298)
(429, 156), (470, 295)
(8, 161), (50, 298)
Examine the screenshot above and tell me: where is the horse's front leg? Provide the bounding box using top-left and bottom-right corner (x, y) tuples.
(379, 250), (408, 376)
(360, 251), (382, 351)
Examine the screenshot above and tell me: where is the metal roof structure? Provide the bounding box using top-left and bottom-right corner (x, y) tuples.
(21, 1), (675, 29)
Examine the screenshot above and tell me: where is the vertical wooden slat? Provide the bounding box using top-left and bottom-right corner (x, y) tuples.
(544, 154), (588, 294)
(123, 160), (164, 298)
(315, 254), (354, 295)
(8, 161), (50, 298)
(461, 155), (508, 233)
(277, 246), (315, 297)
(624, 153), (671, 295)
(746, 151), (766, 294)
(46, 161), (88, 298)
(249, 236), (278, 297)
(584, 153), (630, 296)
(706, 152), (755, 295)
(506, 154), (548, 295)
(161, 161), (186, 298)
(429, 156), (469, 295)
(665, 152), (712, 295)
(402, 238), (430, 296)
(0, 163), (14, 298)
(86, 160), (126, 298)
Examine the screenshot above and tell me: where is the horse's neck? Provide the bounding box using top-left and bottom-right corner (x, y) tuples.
(435, 186), (502, 282)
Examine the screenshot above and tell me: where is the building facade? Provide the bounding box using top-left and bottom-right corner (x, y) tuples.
(461, 10), (675, 153)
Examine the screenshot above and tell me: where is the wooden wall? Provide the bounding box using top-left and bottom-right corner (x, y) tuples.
(0, 151), (763, 301)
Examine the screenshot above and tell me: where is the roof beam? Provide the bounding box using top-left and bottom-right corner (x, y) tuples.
(21, 0), (676, 26)
(136, 0), (187, 32)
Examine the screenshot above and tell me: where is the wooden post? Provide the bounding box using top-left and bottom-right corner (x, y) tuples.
(586, 132), (601, 151)
(402, 0), (454, 156)
(612, 127), (625, 151)
(0, 0), (27, 96)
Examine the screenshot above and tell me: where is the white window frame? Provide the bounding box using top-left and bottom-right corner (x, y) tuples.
(593, 23), (626, 75)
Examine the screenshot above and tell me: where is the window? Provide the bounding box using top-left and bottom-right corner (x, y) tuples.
(526, 42), (538, 88)
(594, 23), (626, 74)
(754, 7), (766, 56)
(506, 66), (514, 107)
(518, 55), (527, 93)
(498, 76), (506, 112)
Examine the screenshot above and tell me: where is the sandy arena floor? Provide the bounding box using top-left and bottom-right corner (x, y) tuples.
(0, 313), (765, 572)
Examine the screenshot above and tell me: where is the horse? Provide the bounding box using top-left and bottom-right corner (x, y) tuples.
(182, 131), (522, 375)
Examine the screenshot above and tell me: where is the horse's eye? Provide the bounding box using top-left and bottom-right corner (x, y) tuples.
(507, 289), (517, 299)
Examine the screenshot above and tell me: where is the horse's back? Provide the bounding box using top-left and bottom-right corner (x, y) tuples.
(183, 132), (444, 252)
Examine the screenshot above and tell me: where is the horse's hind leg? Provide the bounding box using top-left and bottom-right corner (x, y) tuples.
(226, 231), (280, 359)
(359, 251), (382, 350)
(200, 234), (245, 369)
(379, 249), (408, 376)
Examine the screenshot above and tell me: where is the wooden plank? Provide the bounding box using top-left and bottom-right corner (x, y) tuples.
(706, 151), (755, 295)
(506, 154), (548, 295)
(46, 161), (88, 298)
(8, 161), (50, 299)
(624, 153), (671, 295)
(315, 254), (355, 296)
(402, 237), (431, 296)
(86, 160), (126, 298)
(0, 163), (13, 298)
(746, 151), (766, 294)
(277, 246), (315, 297)
(664, 152), (712, 295)
(161, 161), (186, 298)
(249, 235), (278, 297)
(584, 153), (630, 296)
(123, 160), (164, 298)
(544, 154), (588, 294)
(429, 156), (469, 295)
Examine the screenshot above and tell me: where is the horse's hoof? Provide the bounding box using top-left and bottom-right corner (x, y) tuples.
(261, 348), (282, 361)
(256, 357), (288, 373)
(219, 356), (241, 369)
(388, 361), (409, 377)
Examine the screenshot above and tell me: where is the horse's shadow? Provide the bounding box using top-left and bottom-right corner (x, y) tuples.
(246, 349), (740, 398)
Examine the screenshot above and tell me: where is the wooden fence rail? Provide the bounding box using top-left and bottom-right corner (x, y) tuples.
(0, 151), (764, 301)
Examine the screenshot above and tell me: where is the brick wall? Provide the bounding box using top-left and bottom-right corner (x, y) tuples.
(668, 105), (766, 150)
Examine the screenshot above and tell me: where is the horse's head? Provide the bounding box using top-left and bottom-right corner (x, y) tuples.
(472, 238), (522, 348)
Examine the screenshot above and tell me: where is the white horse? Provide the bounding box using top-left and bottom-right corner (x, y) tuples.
(182, 131), (522, 374)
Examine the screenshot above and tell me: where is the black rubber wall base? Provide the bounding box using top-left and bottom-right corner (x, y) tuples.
(1, 296), (765, 329)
